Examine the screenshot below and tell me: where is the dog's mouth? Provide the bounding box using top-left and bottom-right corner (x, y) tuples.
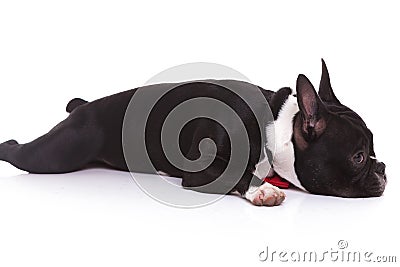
(347, 159), (387, 198)
(364, 172), (387, 197)
(347, 171), (386, 198)
(363, 160), (387, 197)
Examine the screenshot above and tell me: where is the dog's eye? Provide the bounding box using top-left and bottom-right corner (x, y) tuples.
(353, 152), (365, 164)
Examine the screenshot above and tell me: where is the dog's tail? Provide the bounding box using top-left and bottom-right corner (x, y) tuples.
(66, 98), (88, 113)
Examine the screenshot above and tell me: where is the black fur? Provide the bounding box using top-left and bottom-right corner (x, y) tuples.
(0, 80), (284, 195)
(0, 60), (388, 199)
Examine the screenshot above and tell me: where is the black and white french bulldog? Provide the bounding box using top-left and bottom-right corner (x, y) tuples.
(0, 60), (386, 206)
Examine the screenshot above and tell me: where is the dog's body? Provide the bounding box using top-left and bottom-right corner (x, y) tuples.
(0, 60), (387, 206)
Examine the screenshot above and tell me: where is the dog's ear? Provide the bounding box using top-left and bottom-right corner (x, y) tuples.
(296, 74), (327, 141)
(318, 58), (340, 104)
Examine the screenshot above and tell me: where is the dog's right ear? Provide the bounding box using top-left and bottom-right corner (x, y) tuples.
(296, 74), (327, 141)
(318, 58), (341, 104)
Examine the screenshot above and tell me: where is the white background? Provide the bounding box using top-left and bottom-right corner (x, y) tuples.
(0, 1), (399, 266)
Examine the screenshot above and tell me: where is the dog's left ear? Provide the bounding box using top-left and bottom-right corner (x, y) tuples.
(296, 74), (327, 141)
(318, 59), (341, 104)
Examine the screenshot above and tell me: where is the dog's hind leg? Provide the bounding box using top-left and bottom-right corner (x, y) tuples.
(0, 109), (103, 173)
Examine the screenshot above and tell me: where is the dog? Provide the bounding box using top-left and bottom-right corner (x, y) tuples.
(0, 60), (386, 206)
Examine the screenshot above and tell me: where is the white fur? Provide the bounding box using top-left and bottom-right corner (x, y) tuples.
(253, 147), (274, 179)
(244, 183), (285, 206)
(266, 95), (307, 191)
(244, 185), (267, 201)
(156, 171), (169, 176)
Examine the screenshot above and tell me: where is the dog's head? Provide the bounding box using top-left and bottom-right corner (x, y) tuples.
(293, 60), (386, 197)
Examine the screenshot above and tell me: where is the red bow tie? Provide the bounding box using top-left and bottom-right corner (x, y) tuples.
(263, 174), (290, 188)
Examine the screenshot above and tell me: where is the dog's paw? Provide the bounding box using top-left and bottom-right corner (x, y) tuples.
(244, 183), (286, 206)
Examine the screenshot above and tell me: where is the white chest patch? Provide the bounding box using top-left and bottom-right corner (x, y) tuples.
(253, 147), (274, 179)
(263, 95), (307, 191)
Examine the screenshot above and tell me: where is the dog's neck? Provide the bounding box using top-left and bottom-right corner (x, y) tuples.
(266, 95), (307, 191)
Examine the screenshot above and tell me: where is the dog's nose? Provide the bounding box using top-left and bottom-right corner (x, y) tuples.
(376, 162), (386, 175)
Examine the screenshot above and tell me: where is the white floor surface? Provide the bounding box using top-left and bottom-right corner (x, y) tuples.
(0, 163), (398, 267)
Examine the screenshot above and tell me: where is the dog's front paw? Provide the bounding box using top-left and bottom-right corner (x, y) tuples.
(244, 183), (286, 206)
